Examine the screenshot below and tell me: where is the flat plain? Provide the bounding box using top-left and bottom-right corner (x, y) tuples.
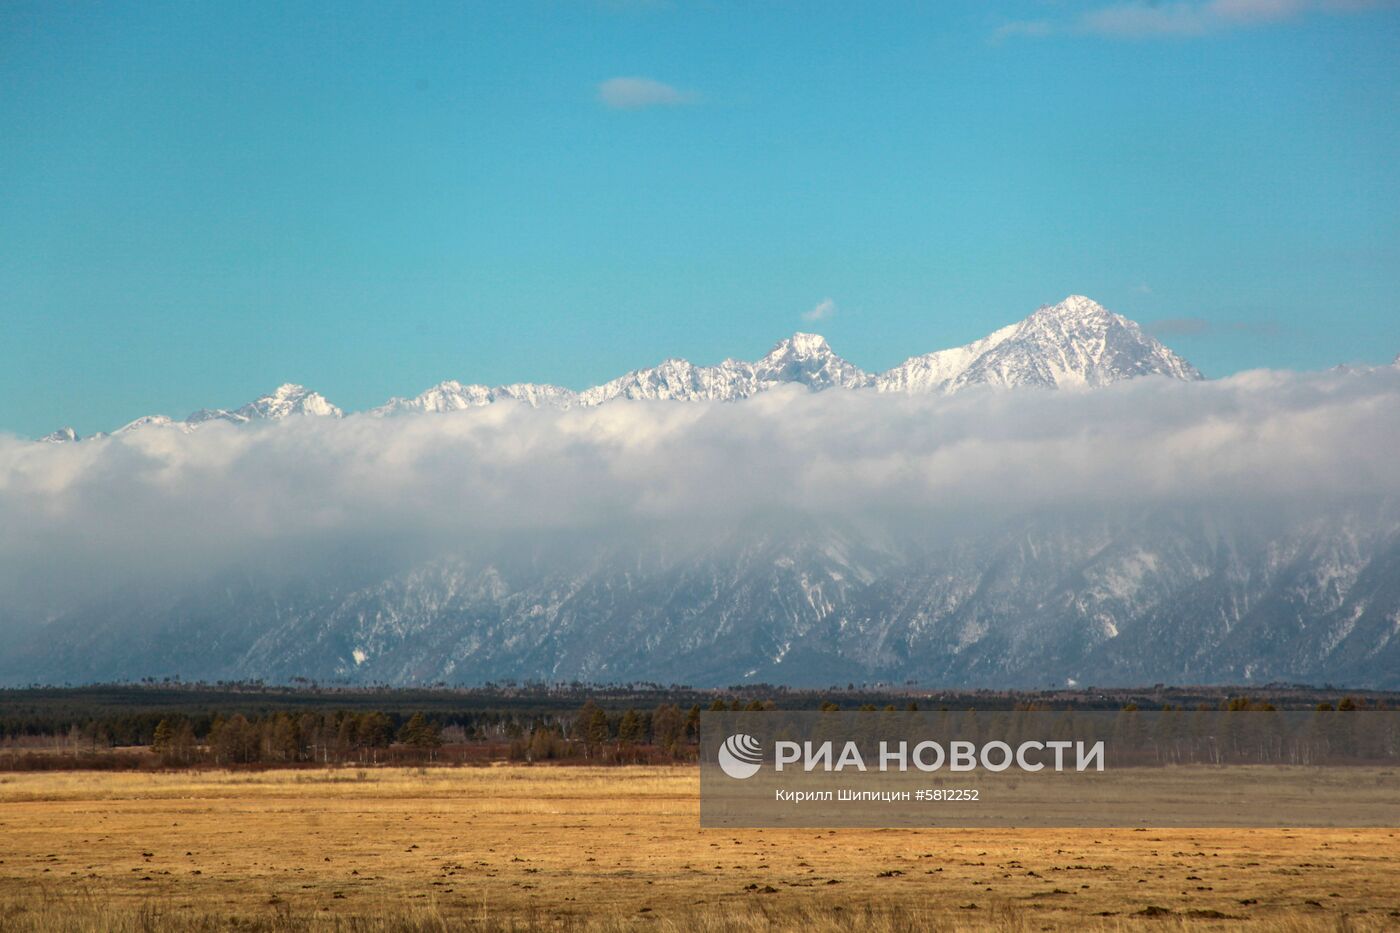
(0, 766), (1397, 931)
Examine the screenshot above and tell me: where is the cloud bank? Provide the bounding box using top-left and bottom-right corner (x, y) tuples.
(2, 366), (1399, 619)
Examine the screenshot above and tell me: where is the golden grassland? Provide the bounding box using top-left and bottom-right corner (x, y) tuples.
(0, 766), (1397, 931)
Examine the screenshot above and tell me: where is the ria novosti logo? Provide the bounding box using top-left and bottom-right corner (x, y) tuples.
(718, 733), (763, 779)
(715, 734), (1106, 779)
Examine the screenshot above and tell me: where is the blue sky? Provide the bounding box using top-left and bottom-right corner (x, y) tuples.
(3, 0), (1398, 436)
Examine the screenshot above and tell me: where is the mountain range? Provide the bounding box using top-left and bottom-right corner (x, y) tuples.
(38, 295), (1200, 439)
(12, 295), (1400, 691)
(9, 505), (1400, 690)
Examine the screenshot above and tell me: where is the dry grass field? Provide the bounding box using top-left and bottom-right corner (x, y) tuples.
(0, 765), (1397, 931)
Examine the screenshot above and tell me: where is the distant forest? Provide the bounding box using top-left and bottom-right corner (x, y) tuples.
(1, 681), (1394, 771)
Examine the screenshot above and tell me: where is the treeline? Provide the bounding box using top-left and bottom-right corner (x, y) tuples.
(0, 689), (624, 746)
(151, 710), (448, 766)
(2, 690), (1393, 771)
(0, 700), (726, 770)
(2, 696), (790, 770)
(8, 681), (1398, 741)
(2, 682), (1395, 765)
(2, 710), (450, 770)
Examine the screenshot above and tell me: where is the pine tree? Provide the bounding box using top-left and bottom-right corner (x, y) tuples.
(652, 704), (684, 751)
(359, 712), (395, 751)
(398, 713), (442, 752)
(266, 713), (301, 762)
(617, 709), (643, 744)
(170, 720), (197, 766)
(576, 701), (611, 745)
(151, 719), (174, 757)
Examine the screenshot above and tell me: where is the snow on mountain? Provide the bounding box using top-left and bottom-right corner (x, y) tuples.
(577, 332), (871, 405)
(877, 295), (1201, 394)
(36, 296), (1202, 439)
(490, 383), (579, 409)
(374, 380), (575, 415)
(750, 332), (873, 392)
(873, 320), (1022, 394)
(184, 408), (250, 426)
(175, 383), (343, 427)
(577, 357), (748, 404)
(12, 508), (1400, 688)
(374, 296), (1197, 415)
(39, 427), (79, 443)
(37, 383), (343, 440)
(115, 414), (189, 435)
(232, 383), (342, 420)
(361, 333), (874, 415)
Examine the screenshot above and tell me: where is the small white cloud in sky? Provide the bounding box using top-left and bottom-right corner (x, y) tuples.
(801, 298), (838, 322)
(1081, 3), (1215, 36)
(597, 76), (692, 110)
(998, 0), (1381, 40)
(991, 19), (1055, 42)
(1211, 0), (1311, 23)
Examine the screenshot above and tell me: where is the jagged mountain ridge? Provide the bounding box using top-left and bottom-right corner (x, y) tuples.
(374, 381), (576, 415)
(40, 296), (1199, 439)
(576, 332), (873, 405)
(8, 508), (1400, 688)
(67, 384), (345, 439)
(187, 382), (342, 426)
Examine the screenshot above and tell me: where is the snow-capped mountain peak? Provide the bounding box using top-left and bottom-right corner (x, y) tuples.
(184, 383), (342, 425)
(235, 383), (343, 420)
(754, 332), (872, 390)
(374, 380), (493, 415)
(877, 294), (1201, 394)
(67, 384), (343, 439)
(115, 414), (185, 434)
(1040, 293), (1112, 320)
(768, 331), (831, 357)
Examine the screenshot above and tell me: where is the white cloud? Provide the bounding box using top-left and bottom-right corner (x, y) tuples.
(998, 0), (1386, 40)
(597, 76), (693, 110)
(2, 366), (1400, 619)
(1211, 0), (1312, 22)
(991, 19), (1055, 42)
(801, 298), (838, 322)
(1080, 2), (1215, 36)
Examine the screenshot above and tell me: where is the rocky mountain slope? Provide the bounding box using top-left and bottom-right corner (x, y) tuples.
(7, 508), (1399, 689)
